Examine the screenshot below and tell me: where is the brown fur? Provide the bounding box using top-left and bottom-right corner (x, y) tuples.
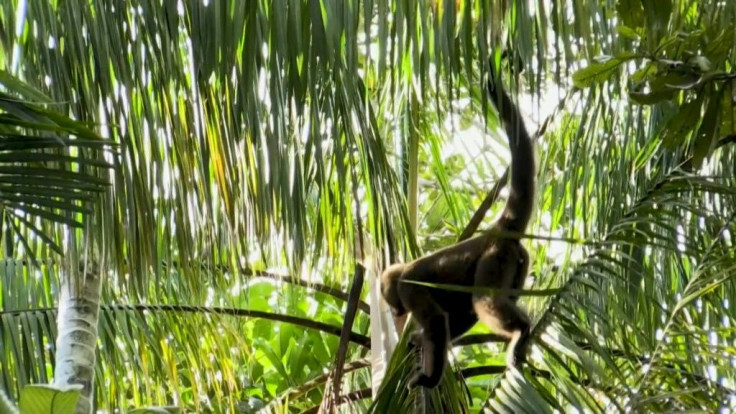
(380, 62), (535, 388)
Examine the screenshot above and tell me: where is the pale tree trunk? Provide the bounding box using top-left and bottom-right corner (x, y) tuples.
(368, 261), (400, 395)
(53, 263), (102, 414)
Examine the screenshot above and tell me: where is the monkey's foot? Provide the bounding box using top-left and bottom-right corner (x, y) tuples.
(506, 348), (528, 368)
(506, 330), (531, 367)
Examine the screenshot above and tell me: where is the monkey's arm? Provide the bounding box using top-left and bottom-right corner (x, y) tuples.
(394, 260), (452, 388)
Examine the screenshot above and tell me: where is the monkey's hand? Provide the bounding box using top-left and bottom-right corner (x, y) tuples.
(407, 341), (439, 389)
(408, 315), (449, 389)
(407, 332), (439, 388)
(408, 372), (440, 389)
(407, 331), (424, 351)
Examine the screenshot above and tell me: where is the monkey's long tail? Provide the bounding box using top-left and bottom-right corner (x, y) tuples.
(486, 66), (536, 235)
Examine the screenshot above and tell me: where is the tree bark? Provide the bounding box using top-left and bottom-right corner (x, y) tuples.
(53, 264), (102, 414)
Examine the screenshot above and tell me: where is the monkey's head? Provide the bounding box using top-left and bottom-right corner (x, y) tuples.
(380, 263), (407, 316)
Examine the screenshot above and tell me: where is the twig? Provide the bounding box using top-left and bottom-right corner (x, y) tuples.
(301, 388), (371, 414)
(457, 169), (509, 241)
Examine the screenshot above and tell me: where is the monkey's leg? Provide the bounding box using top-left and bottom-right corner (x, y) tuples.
(449, 310), (478, 340)
(409, 309), (474, 348)
(397, 280), (450, 388)
(473, 295), (531, 367)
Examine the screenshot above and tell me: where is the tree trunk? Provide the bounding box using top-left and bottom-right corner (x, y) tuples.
(369, 261), (400, 395)
(53, 264), (102, 414)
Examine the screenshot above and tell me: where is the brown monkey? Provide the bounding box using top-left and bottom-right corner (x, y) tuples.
(380, 60), (535, 389)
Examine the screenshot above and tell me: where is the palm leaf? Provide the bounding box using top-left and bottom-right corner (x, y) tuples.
(0, 88), (113, 255)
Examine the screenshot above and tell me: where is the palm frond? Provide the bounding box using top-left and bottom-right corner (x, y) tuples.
(0, 88), (113, 255)
(488, 170), (736, 412)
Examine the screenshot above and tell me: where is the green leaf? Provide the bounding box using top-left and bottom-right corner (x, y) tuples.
(652, 72), (700, 90)
(0, 71), (52, 103)
(19, 384), (82, 414)
(616, 25), (641, 40)
(616, 0), (645, 29)
(642, 0), (672, 38)
(629, 62), (657, 83)
(629, 70), (705, 105)
(572, 53), (636, 88)
(629, 90), (675, 105)
(659, 96), (704, 148)
(704, 26), (735, 65)
(691, 86), (724, 167)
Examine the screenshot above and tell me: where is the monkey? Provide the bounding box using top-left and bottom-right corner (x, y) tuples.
(380, 58), (535, 389)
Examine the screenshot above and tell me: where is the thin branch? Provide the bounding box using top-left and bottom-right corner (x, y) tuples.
(177, 262), (372, 313)
(319, 138), (371, 413)
(458, 365), (506, 378)
(320, 264), (366, 413)
(457, 169), (509, 241)
(301, 388), (371, 414)
(123, 304), (371, 348)
(452, 332), (508, 346)
(715, 133), (736, 148)
(4, 304), (371, 348)
(6, 259), (371, 314)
